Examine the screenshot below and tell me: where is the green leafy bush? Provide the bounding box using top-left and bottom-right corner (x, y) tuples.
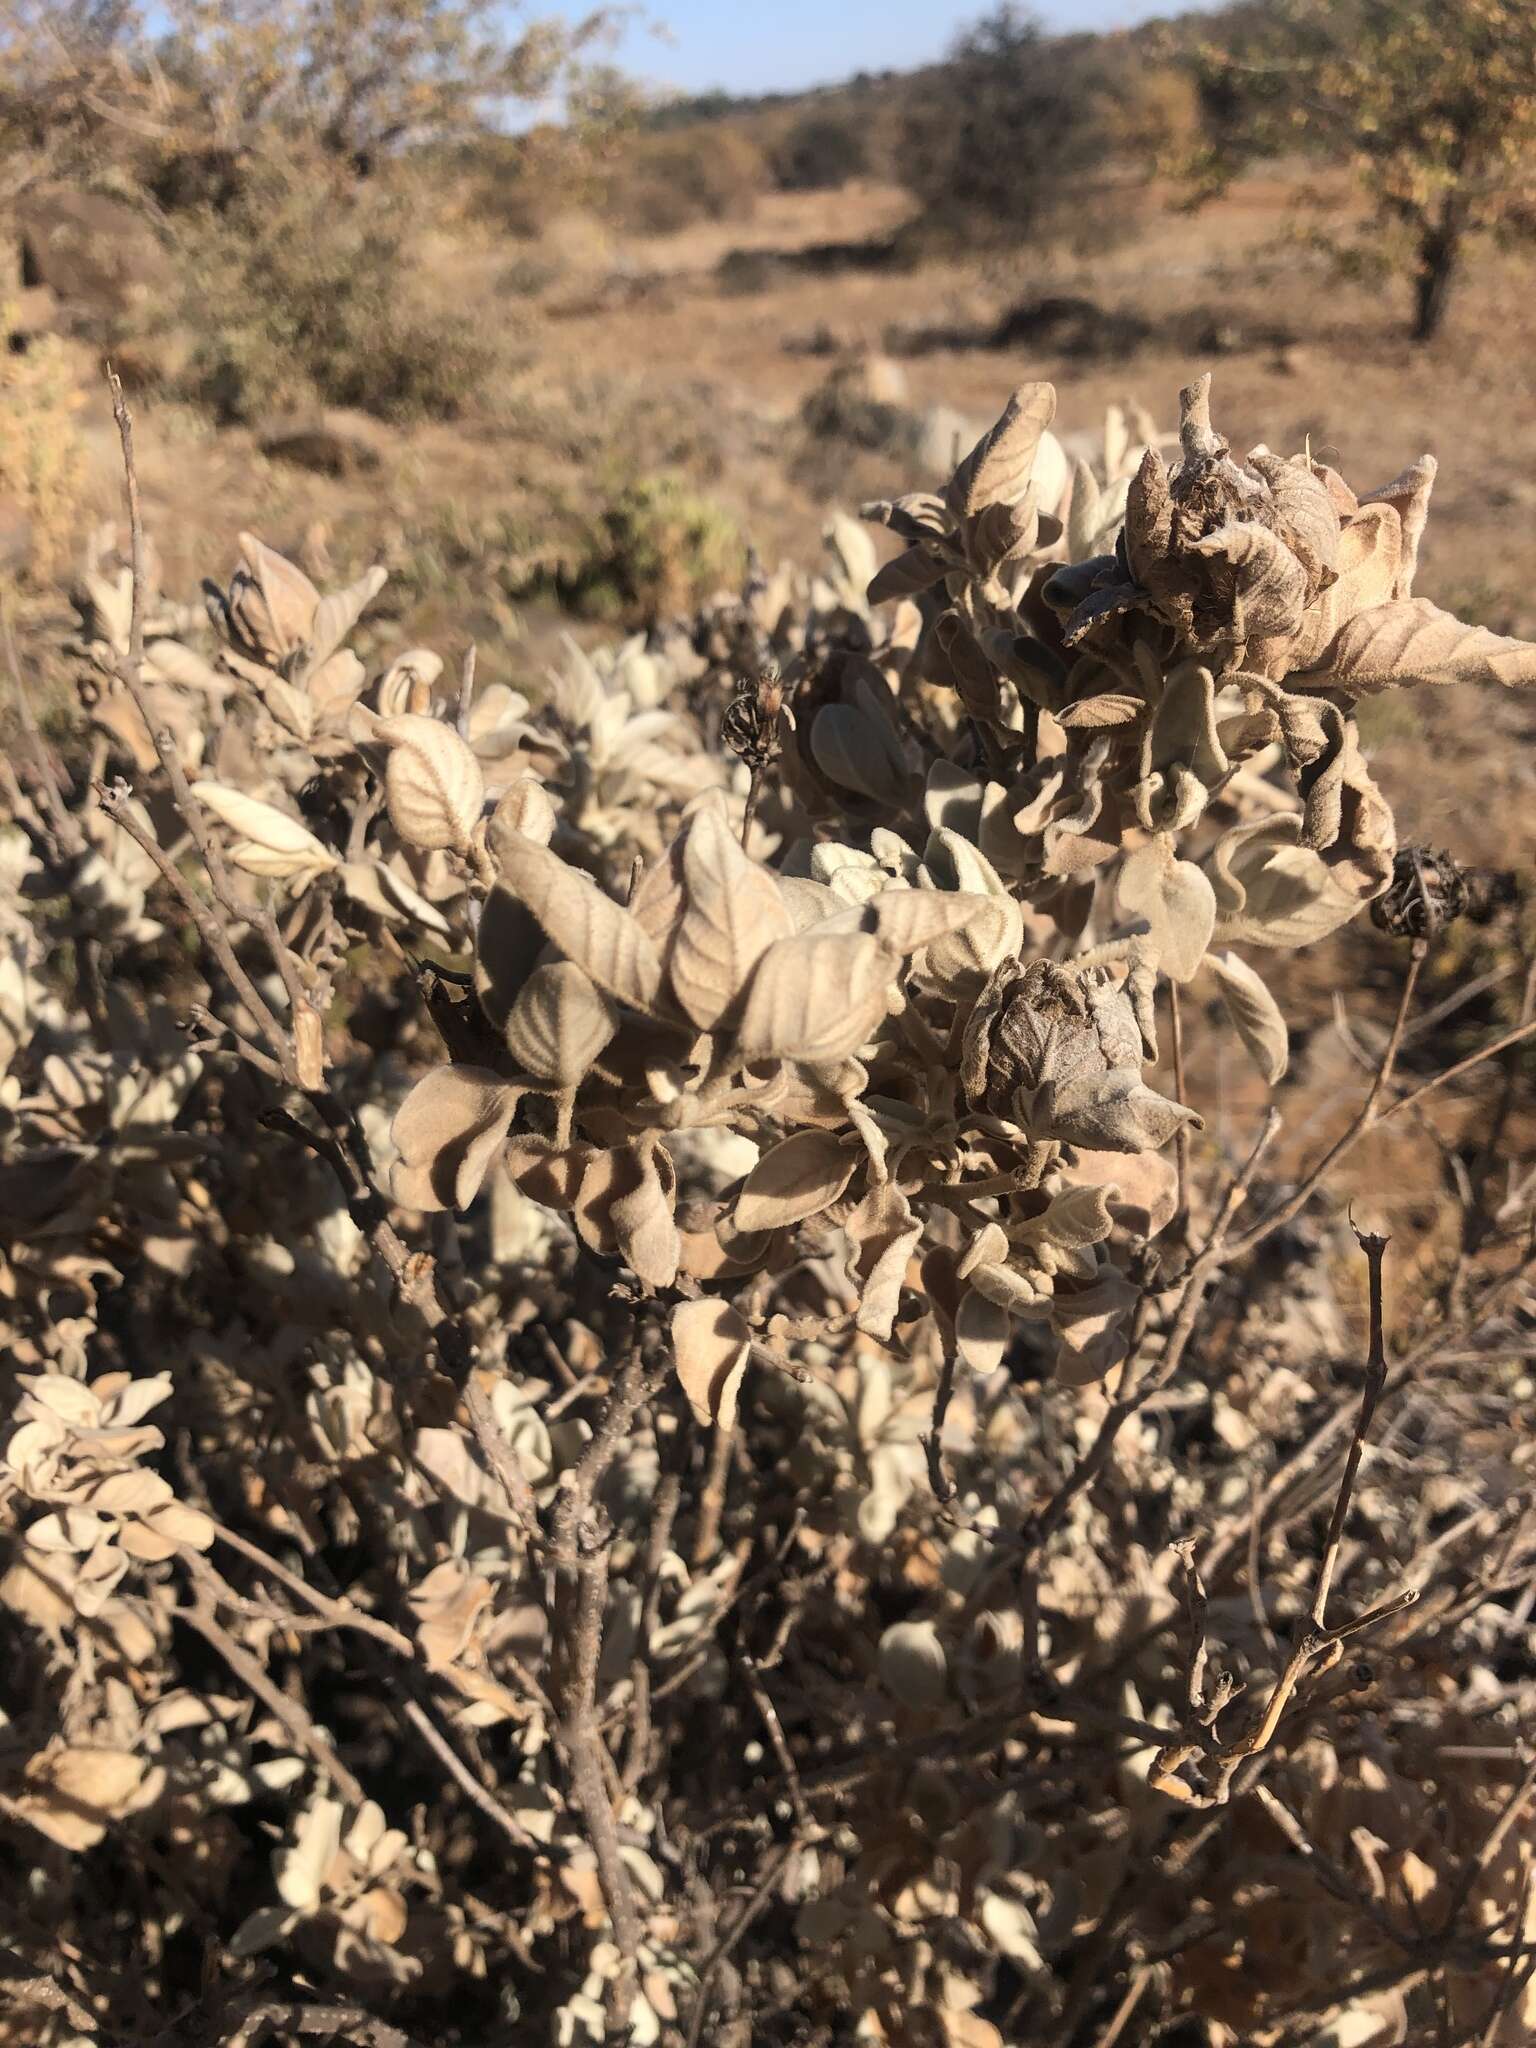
(539, 471), (744, 623)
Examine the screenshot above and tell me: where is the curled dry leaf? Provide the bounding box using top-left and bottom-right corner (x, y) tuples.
(1208, 948), (1290, 1083)
(390, 1065), (519, 1211)
(671, 1297), (751, 1432)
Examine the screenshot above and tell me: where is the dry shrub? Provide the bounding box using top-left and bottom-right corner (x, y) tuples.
(606, 123), (770, 237)
(7, 369), (1536, 2048)
(772, 109), (869, 192)
(900, 6), (1151, 253)
(170, 152), (502, 424)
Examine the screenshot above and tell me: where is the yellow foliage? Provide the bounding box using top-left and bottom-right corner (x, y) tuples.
(0, 309), (85, 586)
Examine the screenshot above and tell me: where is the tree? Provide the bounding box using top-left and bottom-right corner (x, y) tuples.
(0, 0), (610, 188)
(1184, 0), (1536, 342)
(154, 0), (605, 171)
(897, 6), (1141, 249)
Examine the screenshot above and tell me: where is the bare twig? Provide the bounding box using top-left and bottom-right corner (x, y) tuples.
(177, 1583), (368, 1806)
(1150, 1228), (1415, 1807)
(1169, 975), (1190, 1231)
(683, 1836), (798, 2048)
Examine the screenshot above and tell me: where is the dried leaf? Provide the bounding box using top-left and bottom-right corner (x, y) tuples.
(811, 704), (910, 808)
(306, 565), (387, 676)
(339, 859), (453, 938)
(1302, 597), (1536, 695)
(670, 798), (793, 1028)
(390, 1065), (518, 1211)
(736, 1130), (857, 1233)
(868, 889), (996, 956)
(946, 383), (1057, 518)
(1117, 836), (1216, 983)
(276, 1797), (344, 1911)
(192, 783), (338, 877)
(504, 961), (617, 1085)
(19, 1745), (161, 1851)
(494, 835), (664, 1014)
(847, 1182), (923, 1340)
(1033, 1067), (1201, 1154)
(878, 1619), (949, 1708)
(671, 1298), (751, 1432)
(736, 931), (898, 1063)
(1208, 948), (1289, 1083)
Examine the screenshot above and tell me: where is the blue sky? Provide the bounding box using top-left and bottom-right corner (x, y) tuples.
(605, 1), (1194, 100)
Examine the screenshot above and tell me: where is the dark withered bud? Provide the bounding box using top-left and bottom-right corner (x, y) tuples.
(1370, 846), (1470, 940)
(722, 664), (784, 773)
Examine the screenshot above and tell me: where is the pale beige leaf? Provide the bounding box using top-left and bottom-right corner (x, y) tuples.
(1058, 1148), (1179, 1240)
(735, 1129), (857, 1233)
(338, 859), (453, 938)
(486, 775), (557, 855)
(1304, 598), (1536, 695)
(869, 888), (995, 956)
(1117, 837), (1216, 983)
(192, 783), (337, 871)
(576, 1145), (679, 1287)
(611, 1150), (680, 1289)
(306, 565), (387, 675)
(671, 1297), (751, 1432)
(494, 835), (664, 1014)
(946, 383), (1057, 518)
(373, 714), (484, 852)
(376, 647), (445, 716)
(1208, 816), (1373, 949)
(237, 531), (319, 658)
(19, 1746), (158, 1851)
(736, 931), (898, 1063)
(877, 1619), (949, 1708)
(848, 1182), (923, 1340)
(1034, 1182), (1119, 1251)
(1034, 1067), (1201, 1154)
(407, 1559), (492, 1669)
(145, 638), (226, 694)
(670, 798), (793, 1028)
(389, 1065), (518, 1211)
(968, 1260), (1047, 1315)
(1208, 948), (1289, 1083)
(504, 961), (617, 1084)
(142, 1499), (216, 1551)
(276, 1797), (344, 1911)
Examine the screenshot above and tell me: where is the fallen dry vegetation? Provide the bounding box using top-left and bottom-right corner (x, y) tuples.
(4, 352), (1536, 2048)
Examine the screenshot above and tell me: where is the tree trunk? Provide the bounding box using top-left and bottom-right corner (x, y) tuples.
(1412, 220), (1460, 342)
